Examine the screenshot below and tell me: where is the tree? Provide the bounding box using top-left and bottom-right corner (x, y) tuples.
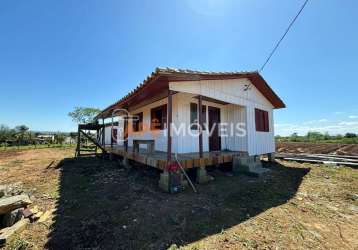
(55, 133), (66, 145)
(69, 132), (77, 145)
(306, 132), (324, 142)
(68, 107), (101, 124)
(345, 133), (357, 138)
(289, 132), (299, 142)
(0, 125), (15, 142)
(15, 125), (29, 145)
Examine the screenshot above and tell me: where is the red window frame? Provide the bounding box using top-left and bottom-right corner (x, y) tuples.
(132, 112), (143, 132)
(150, 104), (167, 130)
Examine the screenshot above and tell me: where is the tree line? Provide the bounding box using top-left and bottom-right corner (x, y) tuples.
(276, 132), (358, 144)
(0, 124), (76, 147)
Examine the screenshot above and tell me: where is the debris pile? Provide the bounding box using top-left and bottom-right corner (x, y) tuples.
(0, 183), (46, 246)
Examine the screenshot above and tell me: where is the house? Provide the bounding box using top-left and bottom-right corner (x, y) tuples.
(95, 68), (285, 192)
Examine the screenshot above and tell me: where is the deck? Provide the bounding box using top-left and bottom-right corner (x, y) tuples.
(105, 145), (247, 170)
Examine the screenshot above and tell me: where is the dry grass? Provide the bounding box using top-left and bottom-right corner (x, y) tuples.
(0, 148), (357, 249)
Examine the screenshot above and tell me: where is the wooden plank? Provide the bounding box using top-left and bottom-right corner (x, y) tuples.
(185, 159), (193, 168)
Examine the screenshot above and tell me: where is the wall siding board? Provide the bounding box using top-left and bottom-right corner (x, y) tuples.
(169, 78), (275, 156)
(109, 78), (275, 156)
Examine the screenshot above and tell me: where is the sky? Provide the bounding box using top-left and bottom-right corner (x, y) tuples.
(0, 0), (357, 135)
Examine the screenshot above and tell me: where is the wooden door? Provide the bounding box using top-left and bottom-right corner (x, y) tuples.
(208, 106), (221, 151)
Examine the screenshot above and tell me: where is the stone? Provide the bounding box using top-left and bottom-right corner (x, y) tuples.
(1, 208), (23, 227)
(0, 186), (6, 198)
(0, 195), (32, 215)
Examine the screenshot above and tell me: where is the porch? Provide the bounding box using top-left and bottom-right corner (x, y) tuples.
(104, 145), (247, 170)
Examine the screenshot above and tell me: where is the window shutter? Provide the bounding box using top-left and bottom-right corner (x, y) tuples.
(255, 108), (269, 132)
(255, 109), (260, 131)
(263, 111), (269, 132)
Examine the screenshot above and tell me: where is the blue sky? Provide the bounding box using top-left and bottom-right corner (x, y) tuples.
(0, 0), (357, 135)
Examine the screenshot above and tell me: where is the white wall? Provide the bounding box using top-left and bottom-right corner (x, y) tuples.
(127, 97), (168, 152)
(110, 77), (276, 155)
(169, 78), (275, 155)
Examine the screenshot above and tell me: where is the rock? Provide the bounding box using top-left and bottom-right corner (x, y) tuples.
(0, 195), (32, 215)
(0, 186), (6, 198)
(0, 219), (29, 246)
(1, 208), (24, 227)
(1, 182), (24, 197)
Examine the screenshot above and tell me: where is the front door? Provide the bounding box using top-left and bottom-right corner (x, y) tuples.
(208, 106), (221, 151)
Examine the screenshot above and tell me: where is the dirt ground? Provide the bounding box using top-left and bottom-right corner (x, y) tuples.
(276, 142), (358, 155)
(0, 148), (357, 249)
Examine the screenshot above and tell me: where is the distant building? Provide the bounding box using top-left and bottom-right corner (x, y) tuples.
(36, 134), (55, 142)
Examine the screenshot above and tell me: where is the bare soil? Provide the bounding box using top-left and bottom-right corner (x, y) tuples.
(0, 148), (357, 249)
(276, 142), (358, 156)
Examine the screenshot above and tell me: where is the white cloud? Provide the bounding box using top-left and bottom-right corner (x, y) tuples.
(303, 119), (328, 125)
(275, 120), (358, 136)
(334, 111), (344, 115)
(348, 115), (358, 119)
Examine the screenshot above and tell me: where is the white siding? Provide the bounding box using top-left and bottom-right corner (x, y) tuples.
(221, 104), (248, 152)
(109, 78), (276, 156)
(127, 97), (168, 152)
(169, 78), (275, 156)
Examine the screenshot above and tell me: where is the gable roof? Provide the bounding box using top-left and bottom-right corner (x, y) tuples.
(97, 67), (285, 119)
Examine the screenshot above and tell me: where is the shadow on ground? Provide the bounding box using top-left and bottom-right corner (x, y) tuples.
(45, 157), (309, 249)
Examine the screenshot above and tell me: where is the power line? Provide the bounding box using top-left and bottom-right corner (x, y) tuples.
(259, 0), (309, 72)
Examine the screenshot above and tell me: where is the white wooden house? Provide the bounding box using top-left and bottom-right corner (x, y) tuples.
(96, 68), (285, 190)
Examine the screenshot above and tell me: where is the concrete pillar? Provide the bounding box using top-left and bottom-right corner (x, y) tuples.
(232, 155), (269, 176)
(158, 170), (184, 193)
(158, 171), (170, 192)
(196, 167), (213, 184)
(268, 153), (276, 162)
(122, 157), (130, 168)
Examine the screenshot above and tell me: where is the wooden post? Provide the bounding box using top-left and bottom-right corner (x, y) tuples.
(167, 90), (173, 162)
(101, 119), (105, 147)
(124, 113), (128, 152)
(76, 126), (80, 157)
(198, 95), (203, 158)
(110, 116), (114, 149)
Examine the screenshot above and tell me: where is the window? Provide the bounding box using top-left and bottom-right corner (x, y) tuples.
(151, 104), (167, 130)
(190, 103), (207, 130)
(132, 112), (143, 132)
(255, 108), (269, 132)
